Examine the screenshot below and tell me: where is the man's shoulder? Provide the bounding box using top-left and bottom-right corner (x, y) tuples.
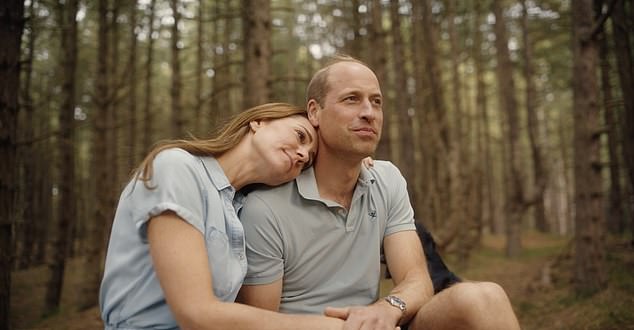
(367, 160), (404, 180)
(243, 180), (297, 206)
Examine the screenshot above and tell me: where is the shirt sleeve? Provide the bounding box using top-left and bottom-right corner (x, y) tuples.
(239, 193), (285, 285)
(381, 162), (416, 236)
(127, 148), (207, 241)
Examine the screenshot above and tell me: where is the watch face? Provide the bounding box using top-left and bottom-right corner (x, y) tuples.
(386, 295), (406, 312)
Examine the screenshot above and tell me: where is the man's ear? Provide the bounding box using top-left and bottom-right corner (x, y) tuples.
(249, 120), (262, 132)
(307, 99), (320, 127)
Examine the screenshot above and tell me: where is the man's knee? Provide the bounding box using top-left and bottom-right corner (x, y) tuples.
(446, 282), (513, 318)
(409, 282), (518, 330)
(449, 282), (518, 329)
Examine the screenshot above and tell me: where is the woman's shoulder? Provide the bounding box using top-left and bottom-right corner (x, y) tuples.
(153, 148), (201, 169)
(155, 147), (196, 161)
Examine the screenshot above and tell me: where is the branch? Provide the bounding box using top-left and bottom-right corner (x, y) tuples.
(586, 0), (618, 42)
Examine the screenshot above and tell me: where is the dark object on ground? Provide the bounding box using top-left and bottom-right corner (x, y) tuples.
(384, 223), (461, 294)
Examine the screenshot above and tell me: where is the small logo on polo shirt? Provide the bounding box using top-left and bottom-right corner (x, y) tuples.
(369, 210), (377, 218)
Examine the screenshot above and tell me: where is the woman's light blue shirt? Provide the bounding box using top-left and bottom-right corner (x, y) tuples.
(99, 148), (247, 330)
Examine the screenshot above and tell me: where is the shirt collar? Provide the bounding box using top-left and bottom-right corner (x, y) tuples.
(200, 156), (245, 208)
(296, 165), (376, 205)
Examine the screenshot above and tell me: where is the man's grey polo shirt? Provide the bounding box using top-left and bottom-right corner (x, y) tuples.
(240, 161), (416, 314)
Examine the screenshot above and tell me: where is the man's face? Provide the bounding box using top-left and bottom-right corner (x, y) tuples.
(309, 62), (383, 159)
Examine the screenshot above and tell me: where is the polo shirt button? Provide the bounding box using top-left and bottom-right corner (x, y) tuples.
(338, 210), (347, 216)
(239, 254), (245, 260)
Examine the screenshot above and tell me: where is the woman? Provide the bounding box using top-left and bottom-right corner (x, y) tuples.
(100, 103), (343, 329)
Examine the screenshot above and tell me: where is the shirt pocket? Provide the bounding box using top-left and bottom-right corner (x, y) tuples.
(205, 227), (242, 301)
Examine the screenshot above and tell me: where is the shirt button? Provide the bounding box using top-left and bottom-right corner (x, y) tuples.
(239, 254), (245, 260)
(338, 209), (347, 216)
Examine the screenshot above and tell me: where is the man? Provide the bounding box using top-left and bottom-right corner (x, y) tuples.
(238, 55), (520, 330)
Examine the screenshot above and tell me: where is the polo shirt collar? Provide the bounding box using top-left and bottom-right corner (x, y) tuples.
(296, 165), (376, 206)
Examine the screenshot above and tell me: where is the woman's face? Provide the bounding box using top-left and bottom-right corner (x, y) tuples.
(251, 115), (318, 185)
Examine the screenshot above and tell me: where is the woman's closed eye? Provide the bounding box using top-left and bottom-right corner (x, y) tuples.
(296, 129), (307, 143)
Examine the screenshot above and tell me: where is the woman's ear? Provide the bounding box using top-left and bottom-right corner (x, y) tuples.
(307, 100), (320, 127)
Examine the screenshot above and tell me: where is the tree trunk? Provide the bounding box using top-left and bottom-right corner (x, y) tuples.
(44, 0), (78, 314)
(390, 0), (415, 198)
(128, 2), (139, 169)
(522, 0), (549, 233)
(170, 0), (184, 137)
(0, 0), (24, 327)
(596, 0), (625, 234)
(18, 0), (37, 270)
(447, 0), (463, 146)
(143, 0), (156, 154)
(35, 97), (52, 266)
(410, 0), (432, 230)
(571, 0), (607, 295)
(611, 0), (634, 239)
(110, 0), (121, 187)
(346, 0), (364, 57)
(79, 0), (110, 310)
(369, 0), (390, 161)
(210, 0), (222, 129)
(493, 0), (524, 257)
(473, 0), (497, 235)
(243, 0), (271, 109)
(195, 0), (204, 135)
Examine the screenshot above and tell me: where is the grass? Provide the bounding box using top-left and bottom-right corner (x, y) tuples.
(12, 232), (634, 329)
(459, 232), (634, 330)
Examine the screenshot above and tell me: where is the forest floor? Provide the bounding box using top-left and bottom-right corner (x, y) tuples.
(10, 231), (634, 329)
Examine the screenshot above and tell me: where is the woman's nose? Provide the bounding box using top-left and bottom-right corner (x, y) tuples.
(297, 147), (309, 162)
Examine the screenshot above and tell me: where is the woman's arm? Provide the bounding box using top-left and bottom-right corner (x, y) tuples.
(148, 211), (342, 330)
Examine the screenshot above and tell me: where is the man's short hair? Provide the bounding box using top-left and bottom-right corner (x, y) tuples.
(305, 54), (371, 107)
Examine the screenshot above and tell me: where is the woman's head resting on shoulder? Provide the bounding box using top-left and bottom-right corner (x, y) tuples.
(247, 112), (317, 186)
(135, 103), (318, 188)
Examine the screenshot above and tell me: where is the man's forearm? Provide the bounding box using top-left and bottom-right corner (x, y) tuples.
(382, 267), (434, 325)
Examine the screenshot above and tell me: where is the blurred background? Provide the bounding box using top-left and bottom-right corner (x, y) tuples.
(2, 0), (633, 329)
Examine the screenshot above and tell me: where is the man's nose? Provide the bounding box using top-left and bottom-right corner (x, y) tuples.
(359, 99), (376, 121)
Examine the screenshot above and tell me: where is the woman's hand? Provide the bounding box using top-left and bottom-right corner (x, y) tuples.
(362, 157), (374, 168)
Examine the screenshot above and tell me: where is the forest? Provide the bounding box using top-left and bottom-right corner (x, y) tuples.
(1, 0), (633, 329)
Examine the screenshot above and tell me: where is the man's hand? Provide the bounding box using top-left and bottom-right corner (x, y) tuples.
(324, 303), (402, 330)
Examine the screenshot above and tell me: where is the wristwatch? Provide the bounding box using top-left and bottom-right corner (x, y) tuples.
(384, 295), (407, 314)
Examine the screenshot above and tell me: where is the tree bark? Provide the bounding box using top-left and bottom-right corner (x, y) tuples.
(18, 0), (37, 270)
(410, 0), (432, 230)
(170, 0), (184, 138)
(195, 0), (204, 135)
(0, 0), (24, 327)
(344, 0), (363, 57)
(243, 0), (271, 109)
(473, 0), (497, 235)
(44, 0), (78, 314)
(493, 0), (524, 257)
(522, 0), (549, 233)
(611, 0), (634, 239)
(390, 0), (415, 197)
(571, 0), (607, 295)
(79, 0), (110, 310)
(447, 0), (463, 146)
(128, 2), (139, 169)
(596, 0), (625, 234)
(143, 0), (156, 154)
(369, 0), (390, 161)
